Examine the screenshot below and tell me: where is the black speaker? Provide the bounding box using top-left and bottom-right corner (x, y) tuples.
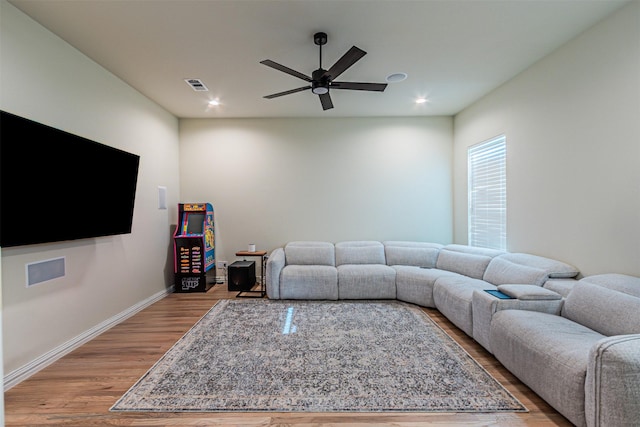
(228, 260), (256, 291)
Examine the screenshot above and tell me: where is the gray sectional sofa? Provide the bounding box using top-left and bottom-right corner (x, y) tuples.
(266, 240), (579, 338)
(265, 240), (640, 427)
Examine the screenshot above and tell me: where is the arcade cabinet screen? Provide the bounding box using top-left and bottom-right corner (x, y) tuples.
(0, 110), (141, 247)
(186, 213), (205, 234)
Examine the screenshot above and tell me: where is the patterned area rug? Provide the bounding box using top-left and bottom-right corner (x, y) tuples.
(111, 299), (527, 412)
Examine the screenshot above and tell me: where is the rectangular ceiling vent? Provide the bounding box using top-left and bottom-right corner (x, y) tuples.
(184, 78), (209, 92)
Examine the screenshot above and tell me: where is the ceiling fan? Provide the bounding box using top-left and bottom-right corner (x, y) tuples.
(260, 32), (388, 111)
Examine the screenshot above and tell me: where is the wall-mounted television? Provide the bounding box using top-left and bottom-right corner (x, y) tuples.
(0, 110), (141, 247)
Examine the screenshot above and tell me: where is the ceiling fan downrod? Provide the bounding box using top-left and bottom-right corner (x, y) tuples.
(312, 32), (329, 94)
(314, 32), (328, 69)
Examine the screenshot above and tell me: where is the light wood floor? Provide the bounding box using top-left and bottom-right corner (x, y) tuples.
(4, 284), (573, 426)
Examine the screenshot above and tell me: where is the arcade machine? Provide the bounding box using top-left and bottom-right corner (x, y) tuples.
(173, 202), (215, 292)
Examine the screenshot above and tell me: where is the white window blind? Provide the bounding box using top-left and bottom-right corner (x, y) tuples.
(468, 135), (506, 250)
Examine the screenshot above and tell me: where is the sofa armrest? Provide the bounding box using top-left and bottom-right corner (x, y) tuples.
(266, 247), (285, 299)
(472, 286), (564, 354)
(498, 284), (563, 300)
(586, 334), (640, 427)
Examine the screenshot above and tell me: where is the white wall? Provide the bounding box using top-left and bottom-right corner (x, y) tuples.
(1, 1), (181, 380)
(453, 1), (640, 277)
(179, 117), (453, 266)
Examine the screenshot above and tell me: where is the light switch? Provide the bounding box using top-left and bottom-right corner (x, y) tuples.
(158, 186), (167, 209)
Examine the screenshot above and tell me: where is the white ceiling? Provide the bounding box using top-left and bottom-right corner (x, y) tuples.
(7, 0), (630, 119)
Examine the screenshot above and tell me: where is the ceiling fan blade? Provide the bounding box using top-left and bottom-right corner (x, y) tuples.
(263, 86), (310, 99)
(260, 60), (312, 82)
(331, 82), (388, 92)
(324, 46), (366, 80)
(319, 92), (333, 110)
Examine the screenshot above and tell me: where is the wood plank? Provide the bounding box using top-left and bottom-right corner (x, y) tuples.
(4, 285), (572, 426)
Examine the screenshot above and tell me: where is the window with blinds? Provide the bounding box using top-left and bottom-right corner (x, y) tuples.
(468, 135), (506, 250)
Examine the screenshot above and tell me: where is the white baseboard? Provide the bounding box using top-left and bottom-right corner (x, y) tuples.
(3, 286), (174, 391)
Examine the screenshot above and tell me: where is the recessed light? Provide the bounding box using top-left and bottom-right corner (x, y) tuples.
(415, 97), (427, 104)
(208, 99), (220, 107)
(385, 72), (407, 83)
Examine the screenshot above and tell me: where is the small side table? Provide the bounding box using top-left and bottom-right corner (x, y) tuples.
(235, 250), (267, 298)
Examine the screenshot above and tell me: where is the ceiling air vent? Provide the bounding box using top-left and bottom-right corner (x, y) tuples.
(184, 78), (209, 92)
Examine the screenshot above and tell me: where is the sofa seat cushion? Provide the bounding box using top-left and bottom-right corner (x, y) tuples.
(337, 264), (396, 299)
(285, 241), (335, 266)
(394, 266), (458, 308)
(491, 310), (605, 427)
(335, 241), (386, 265)
(280, 265), (338, 300)
(383, 241), (443, 268)
(433, 276), (495, 336)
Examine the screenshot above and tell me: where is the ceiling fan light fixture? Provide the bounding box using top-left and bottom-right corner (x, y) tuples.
(312, 86), (329, 95)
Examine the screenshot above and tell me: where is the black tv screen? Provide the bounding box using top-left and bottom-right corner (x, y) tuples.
(1, 110), (140, 247)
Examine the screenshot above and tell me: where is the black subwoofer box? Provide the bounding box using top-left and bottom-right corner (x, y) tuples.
(228, 260), (256, 291)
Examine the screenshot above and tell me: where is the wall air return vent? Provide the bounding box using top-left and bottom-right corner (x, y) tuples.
(184, 78), (209, 91)
(26, 257), (66, 287)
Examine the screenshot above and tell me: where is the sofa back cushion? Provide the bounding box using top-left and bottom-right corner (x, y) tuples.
(383, 241), (442, 268)
(483, 253), (579, 286)
(435, 244), (504, 279)
(581, 273), (640, 296)
(284, 241), (335, 266)
(335, 241), (385, 265)
(562, 274), (640, 336)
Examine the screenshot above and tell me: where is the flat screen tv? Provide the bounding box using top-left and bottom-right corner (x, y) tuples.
(1, 110), (140, 247)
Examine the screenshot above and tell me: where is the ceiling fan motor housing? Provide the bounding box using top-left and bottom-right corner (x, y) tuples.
(311, 68), (330, 94)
